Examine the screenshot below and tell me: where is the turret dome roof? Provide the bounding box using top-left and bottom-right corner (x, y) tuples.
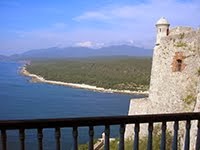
(156, 17), (170, 25)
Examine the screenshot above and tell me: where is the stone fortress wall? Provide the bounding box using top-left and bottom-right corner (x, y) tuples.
(125, 17), (200, 149)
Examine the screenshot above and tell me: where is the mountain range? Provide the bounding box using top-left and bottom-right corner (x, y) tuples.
(0, 45), (152, 60)
(0, 55), (8, 61)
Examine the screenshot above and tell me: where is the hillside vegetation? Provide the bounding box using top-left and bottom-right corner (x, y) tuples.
(26, 57), (152, 91)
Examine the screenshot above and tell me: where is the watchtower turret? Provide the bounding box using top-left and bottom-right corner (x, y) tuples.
(156, 17), (170, 45)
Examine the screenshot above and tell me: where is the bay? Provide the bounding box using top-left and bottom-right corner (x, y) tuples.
(0, 62), (145, 149)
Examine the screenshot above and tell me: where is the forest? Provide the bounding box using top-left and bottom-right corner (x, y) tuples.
(26, 57), (152, 91)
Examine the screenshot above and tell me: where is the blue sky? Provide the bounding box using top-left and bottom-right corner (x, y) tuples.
(0, 0), (200, 55)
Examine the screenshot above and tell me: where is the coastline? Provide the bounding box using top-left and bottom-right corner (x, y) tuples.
(20, 66), (149, 95)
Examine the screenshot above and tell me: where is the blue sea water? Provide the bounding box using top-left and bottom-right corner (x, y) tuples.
(0, 62), (145, 149)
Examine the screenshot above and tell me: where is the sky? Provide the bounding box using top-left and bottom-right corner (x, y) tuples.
(0, 0), (200, 55)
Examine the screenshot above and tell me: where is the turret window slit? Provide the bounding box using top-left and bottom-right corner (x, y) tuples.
(177, 59), (182, 71)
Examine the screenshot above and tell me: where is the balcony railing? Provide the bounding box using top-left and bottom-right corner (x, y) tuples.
(0, 112), (200, 150)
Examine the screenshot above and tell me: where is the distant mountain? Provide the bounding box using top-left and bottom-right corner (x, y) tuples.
(9, 45), (153, 59)
(0, 55), (8, 61)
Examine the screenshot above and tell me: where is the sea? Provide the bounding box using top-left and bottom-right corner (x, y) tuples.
(0, 62), (145, 149)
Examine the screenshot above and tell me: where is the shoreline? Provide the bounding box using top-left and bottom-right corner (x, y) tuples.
(20, 66), (149, 95)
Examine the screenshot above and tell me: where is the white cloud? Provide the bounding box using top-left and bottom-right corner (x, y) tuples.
(75, 0), (200, 26)
(75, 41), (105, 48)
(72, 0), (200, 48)
(75, 41), (93, 48)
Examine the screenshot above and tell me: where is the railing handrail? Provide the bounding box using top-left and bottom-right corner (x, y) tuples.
(0, 112), (200, 130)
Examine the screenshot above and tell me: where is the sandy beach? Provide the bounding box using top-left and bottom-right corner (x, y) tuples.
(20, 66), (148, 95)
